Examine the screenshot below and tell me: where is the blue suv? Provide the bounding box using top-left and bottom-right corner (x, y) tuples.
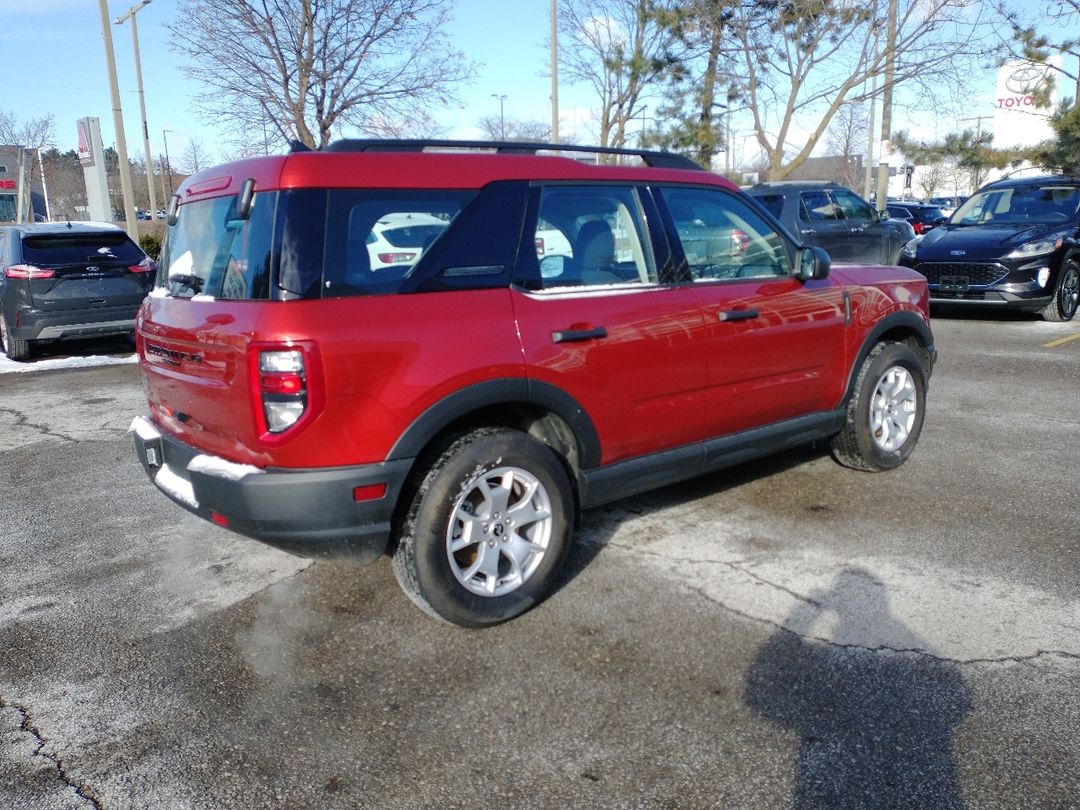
(899, 176), (1079, 322)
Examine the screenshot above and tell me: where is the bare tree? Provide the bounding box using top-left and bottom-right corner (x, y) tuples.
(558, 0), (684, 152)
(0, 111), (56, 219)
(180, 138), (213, 175)
(722, 0), (996, 180)
(475, 116), (550, 142)
(825, 102), (868, 189)
(0, 111), (55, 150)
(168, 0), (475, 150)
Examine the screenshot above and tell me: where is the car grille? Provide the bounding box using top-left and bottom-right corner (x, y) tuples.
(915, 262), (1008, 286)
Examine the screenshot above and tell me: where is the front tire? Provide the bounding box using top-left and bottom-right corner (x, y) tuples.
(392, 428), (574, 627)
(0, 314), (30, 361)
(831, 342), (927, 472)
(1040, 259), (1079, 322)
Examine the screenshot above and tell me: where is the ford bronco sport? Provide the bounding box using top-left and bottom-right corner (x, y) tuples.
(131, 140), (936, 626)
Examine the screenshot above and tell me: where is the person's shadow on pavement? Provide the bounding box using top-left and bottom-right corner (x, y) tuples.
(744, 567), (972, 809)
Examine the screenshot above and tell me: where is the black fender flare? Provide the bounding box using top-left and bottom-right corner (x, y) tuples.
(843, 311), (937, 404)
(386, 378), (602, 469)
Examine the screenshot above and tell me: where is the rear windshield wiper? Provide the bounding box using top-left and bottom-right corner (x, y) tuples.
(168, 273), (204, 296)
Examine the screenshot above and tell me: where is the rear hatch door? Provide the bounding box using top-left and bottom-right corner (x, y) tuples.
(21, 232), (152, 311)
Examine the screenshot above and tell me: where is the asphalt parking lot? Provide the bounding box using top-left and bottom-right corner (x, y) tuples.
(1, 311), (1078, 809)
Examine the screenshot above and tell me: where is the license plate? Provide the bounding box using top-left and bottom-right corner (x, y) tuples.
(939, 275), (969, 292)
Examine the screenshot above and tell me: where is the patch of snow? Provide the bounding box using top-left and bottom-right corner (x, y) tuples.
(188, 454), (264, 481)
(153, 465), (198, 508)
(129, 415), (161, 441)
(149, 287), (169, 298)
(0, 353), (137, 375)
(190, 293), (217, 302)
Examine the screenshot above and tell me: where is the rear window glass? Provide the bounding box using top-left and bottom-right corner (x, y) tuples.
(23, 233), (144, 266)
(158, 191), (275, 299)
(754, 194), (785, 219)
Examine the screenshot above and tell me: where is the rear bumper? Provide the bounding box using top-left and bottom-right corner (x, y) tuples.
(10, 303), (139, 341)
(131, 416), (412, 564)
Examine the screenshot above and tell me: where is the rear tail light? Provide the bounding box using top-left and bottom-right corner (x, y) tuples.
(377, 251), (417, 264)
(729, 229), (750, 256)
(912, 222), (925, 235)
(129, 257), (157, 273)
(535, 237), (545, 256)
(249, 343), (323, 441)
(5, 264), (55, 279)
(258, 350), (307, 433)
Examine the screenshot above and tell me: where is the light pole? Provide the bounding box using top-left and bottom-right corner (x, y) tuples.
(162, 129), (174, 198)
(491, 94), (507, 139)
(115, 0), (156, 219)
(97, 0), (139, 238)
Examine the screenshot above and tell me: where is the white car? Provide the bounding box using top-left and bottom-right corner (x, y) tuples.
(366, 213), (447, 270)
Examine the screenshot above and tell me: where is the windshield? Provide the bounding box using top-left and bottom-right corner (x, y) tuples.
(951, 185), (1080, 226)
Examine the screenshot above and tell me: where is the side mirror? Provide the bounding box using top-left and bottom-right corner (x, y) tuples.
(878, 209), (890, 222)
(795, 245), (831, 281)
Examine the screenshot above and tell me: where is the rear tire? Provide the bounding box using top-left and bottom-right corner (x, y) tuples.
(1040, 259), (1079, 322)
(0, 314), (30, 361)
(392, 428), (574, 627)
(831, 342), (927, 472)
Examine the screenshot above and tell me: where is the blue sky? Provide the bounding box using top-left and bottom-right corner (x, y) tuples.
(0, 0), (594, 162)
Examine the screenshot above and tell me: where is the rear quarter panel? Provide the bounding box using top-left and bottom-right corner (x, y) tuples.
(138, 290), (524, 469)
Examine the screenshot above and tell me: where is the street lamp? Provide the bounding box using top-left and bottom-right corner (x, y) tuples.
(162, 129), (174, 198)
(115, 0), (156, 219)
(491, 94), (507, 139)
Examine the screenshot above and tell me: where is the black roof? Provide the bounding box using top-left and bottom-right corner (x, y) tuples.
(979, 174), (1080, 191)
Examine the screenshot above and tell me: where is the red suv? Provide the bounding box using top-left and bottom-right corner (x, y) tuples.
(131, 140), (936, 626)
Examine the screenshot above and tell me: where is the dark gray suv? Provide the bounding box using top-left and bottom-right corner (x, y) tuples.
(0, 222), (154, 360)
(746, 181), (907, 265)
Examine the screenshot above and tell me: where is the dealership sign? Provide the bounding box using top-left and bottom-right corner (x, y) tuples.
(992, 58), (1060, 148)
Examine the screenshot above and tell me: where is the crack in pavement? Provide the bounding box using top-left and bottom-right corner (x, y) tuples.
(594, 538), (1080, 668)
(678, 580), (1080, 668)
(0, 407), (78, 445)
(0, 696), (102, 809)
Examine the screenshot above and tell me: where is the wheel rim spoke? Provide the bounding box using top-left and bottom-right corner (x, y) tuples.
(446, 464), (553, 598)
(869, 364), (918, 452)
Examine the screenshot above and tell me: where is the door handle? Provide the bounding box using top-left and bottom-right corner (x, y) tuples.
(551, 326), (608, 343)
(800, 228), (816, 235)
(717, 308), (759, 322)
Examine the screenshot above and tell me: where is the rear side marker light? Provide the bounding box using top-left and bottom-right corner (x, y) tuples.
(209, 510), (230, 528)
(353, 483), (387, 502)
(5, 264), (56, 279)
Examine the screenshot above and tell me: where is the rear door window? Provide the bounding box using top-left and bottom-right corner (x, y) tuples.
(523, 186), (658, 290)
(800, 191), (842, 221)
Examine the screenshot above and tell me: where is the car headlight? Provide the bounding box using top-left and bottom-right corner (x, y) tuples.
(1006, 236), (1062, 259)
(900, 237), (922, 260)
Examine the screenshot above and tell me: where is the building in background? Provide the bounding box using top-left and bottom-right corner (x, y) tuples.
(0, 146), (47, 222)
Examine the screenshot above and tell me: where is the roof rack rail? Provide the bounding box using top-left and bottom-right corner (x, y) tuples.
(317, 138), (704, 171)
